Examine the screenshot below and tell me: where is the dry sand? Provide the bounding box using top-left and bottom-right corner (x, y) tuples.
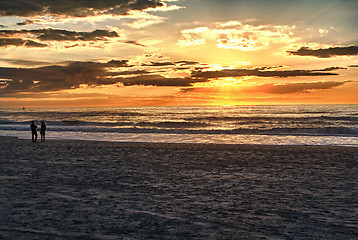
(1, 136), (357, 239)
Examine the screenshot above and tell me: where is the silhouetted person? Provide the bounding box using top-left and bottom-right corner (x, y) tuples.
(30, 121), (37, 143)
(40, 121), (46, 142)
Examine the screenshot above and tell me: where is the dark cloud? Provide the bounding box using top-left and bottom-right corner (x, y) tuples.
(319, 67), (347, 71)
(0, 60), (131, 94)
(0, 59), (52, 66)
(1, 57), (347, 96)
(142, 61), (175, 67)
(17, 19), (35, 26)
(0, 0), (44, 17)
(174, 67), (191, 71)
(115, 70), (151, 76)
(0, 29), (120, 48)
(144, 54), (165, 58)
(348, 65), (358, 68)
(194, 66), (209, 71)
(0, 38), (47, 47)
(124, 40), (146, 47)
(0, 59), (209, 95)
(0, 0), (164, 17)
(253, 66), (284, 71)
(120, 75), (208, 86)
(191, 68), (340, 79)
(40, 29), (118, 41)
(141, 60), (202, 68)
(248, 81), (351, 94)
(0, 29), (118, 41)
(179, 87), (195, 93)
(174, 60), (200, 66)
(107, 59), (132, 67)
(288, 46), (358, 58)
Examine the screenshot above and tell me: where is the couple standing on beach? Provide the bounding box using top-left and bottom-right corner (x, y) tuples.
(30, 121), (46, 143)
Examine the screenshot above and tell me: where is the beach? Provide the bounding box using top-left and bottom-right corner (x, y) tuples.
(1, 136), (357, 239)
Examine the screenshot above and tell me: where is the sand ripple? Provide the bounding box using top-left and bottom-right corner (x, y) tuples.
(1, 137), (357, 239)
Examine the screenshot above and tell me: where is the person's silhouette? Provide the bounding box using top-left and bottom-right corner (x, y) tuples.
(30, 121), (37, 143)
(40, 121), (46, 142)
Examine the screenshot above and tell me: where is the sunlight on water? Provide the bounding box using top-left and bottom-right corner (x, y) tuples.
(1, 105), (358, 146)
(2, 130), (358, 146)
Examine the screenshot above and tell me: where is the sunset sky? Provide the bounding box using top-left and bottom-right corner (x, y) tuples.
(0, 0), (357, 107)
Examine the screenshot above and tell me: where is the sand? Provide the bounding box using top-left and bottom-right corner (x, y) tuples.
(1, 136), (357, 239)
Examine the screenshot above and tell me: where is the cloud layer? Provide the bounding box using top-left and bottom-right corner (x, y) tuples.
(0, 0), (164, 17)
(0, 59), (207, 95)
(0, 29), (119, 48)
(288, 46), (358, 58)
(191, 68), (339, 79)
(178, 22), (297, 51)
(0, 57), (349, 97)
(0, 38), (47, 47)
(247, 81), (351, 94)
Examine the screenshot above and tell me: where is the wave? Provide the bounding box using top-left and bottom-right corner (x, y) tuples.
(184, 116), (358, 123)
(319, 116), (358, 121)
(0, 109), (146, 116)
(1, 106), (357, 139)
(1, 124), (357, 137)
(136, 121), (208, 128)
(255, 126), (358, 135)
(0, 120), (132, 127)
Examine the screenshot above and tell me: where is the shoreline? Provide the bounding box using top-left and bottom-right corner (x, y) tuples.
(1, 134), (358, 148)
(1, 135), (357, 239)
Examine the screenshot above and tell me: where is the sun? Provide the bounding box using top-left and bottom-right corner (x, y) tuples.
(189, 77), (254, 106)
(193, 77), (243, 88)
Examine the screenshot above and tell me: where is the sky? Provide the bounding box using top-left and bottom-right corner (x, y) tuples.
(0, 0), (357, 107)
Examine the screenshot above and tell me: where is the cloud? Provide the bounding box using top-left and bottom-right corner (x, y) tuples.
(247, 81), (351, 94)
(288, 46), (358, 58)
(142, 61), (175, 66)
(0, 28), (120, 48)
(0, 0), (164, 17)
(38, 29), (119, 41)
(0, 60), (131, 94)
(178, 22), (298, 51)
(144, 0), (184, 12)
(0, 59), (52, 66)
(174, 60), (200, 66)
(0, 28), (118, 41)
(0, 59), (208, 95)
(17, 19), (35, 26)
(177, 27), (209, 47)
(0, 28), (154, 49)
(191, 67), (340, 79)
(319, 67), (347, 71)
(0, 38), (47, 47)
(122, 11), (166, 29)
(0, 1), (43, 17)
(0, 57), (353, 101)
(140, 60), (201, 68)
(114, 70), (151, 76)
(120, 75), (207, 86)
(124, 40), (146, 47)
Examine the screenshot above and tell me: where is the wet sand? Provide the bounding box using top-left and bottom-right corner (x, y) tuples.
(1, 136), (357, 239)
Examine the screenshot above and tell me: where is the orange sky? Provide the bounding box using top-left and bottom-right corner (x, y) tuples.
(0, 0), (357, 107)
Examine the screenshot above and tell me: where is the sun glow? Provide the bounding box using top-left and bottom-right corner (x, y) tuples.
(0, 0), (357, 107)
(189, 77), (248, 106)
(194, 77), (243, 88)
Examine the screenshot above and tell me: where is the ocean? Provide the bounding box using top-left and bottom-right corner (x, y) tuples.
(1, 105), (358, 146)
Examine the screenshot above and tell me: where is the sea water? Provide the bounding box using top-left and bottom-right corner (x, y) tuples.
(0, 105), (358, 146)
